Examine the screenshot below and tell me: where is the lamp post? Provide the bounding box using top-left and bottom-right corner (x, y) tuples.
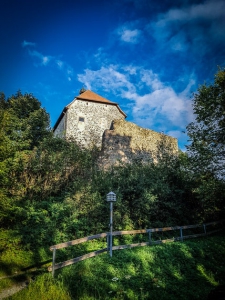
(106, 191), (116, 257)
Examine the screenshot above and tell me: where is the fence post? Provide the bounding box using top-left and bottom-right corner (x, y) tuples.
(180, 228), (183, 242)
(148, 231), (152, 245)
(203, 224), (207, 235)
(52, 248), (56, 277)
(109, 202), (113, 257)
(107, 233), (110, 252)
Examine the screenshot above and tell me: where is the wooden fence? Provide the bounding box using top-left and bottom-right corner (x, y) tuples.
(48, 220), (224, 276)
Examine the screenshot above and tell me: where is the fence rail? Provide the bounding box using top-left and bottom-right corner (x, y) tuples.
(48, 220), (224, 276)
(49, 233), (108, 251)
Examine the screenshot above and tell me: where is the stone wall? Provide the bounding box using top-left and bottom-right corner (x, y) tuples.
(59, 100), (125, 147)
(54, 102), (178, 167)
(99, 119), (178, 168)
(54, 114), (65, 138)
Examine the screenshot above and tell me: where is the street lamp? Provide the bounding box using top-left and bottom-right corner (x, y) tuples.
(106, 191), (116, 257)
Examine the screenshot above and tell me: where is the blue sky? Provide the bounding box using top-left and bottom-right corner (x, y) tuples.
(1, 0), (225, 150)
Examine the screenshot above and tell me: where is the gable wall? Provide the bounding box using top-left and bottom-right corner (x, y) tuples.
(54, 114), (65, 138)
(65, 100), (125, 147)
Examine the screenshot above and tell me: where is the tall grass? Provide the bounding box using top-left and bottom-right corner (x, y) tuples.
(8, 233), (225, 300)
(8, 274), (70, 300)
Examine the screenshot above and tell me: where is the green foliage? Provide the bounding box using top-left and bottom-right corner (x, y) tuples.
(0, 91), (52, 226)
(0, 88), (224, 299)
(187, 67), (225, 178)
(0, 91), (51, 155)
(8, 234), (224, 300)
(90, 151), (197, 230)
(9, 274), (71, 300)
(60, 234), (225, 300)
(186, 67), (225, 221)
(1, 119), (223, 247)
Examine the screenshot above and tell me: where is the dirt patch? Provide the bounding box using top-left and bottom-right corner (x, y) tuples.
(0, 281), (28, 299)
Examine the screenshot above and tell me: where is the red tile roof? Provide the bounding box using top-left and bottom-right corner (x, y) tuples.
(76, 90), (115, 104)
(53, 90), (126, 131)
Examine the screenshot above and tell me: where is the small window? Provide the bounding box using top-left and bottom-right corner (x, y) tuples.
(79, 117), (85, 122)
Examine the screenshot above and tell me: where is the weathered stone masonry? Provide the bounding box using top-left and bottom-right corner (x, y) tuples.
(99, 119), (178, 167)
(53, 90), (126, 148)
(66, 101), (124, 147)
(53, 90), (178, 167)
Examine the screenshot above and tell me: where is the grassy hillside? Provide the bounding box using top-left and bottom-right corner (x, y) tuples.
(1, 90), (225, 299)
(1, 232), (224, 300)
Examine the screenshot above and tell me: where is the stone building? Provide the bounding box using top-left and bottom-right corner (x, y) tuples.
(53, 89), (178, 167)
(53, 89), (126, 147)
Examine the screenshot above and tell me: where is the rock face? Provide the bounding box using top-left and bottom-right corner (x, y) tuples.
(99, 119), (178, 168)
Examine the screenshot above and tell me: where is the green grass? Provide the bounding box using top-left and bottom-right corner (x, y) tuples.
(8, 274), (71, 300)
(4, 232), (225, 300)
(0, 229), (51, 292)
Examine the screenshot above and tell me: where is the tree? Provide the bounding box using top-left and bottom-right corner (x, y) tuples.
(0, 90), (52, 196)
(0, 91), (52, 225)
(186, 67), (225, 178)
(186, 68), (225, 221)
(7, 91), (51, 150)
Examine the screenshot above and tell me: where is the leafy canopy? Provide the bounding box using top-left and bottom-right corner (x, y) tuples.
(0, 90), (51, 159)
(187, 67), (225, 177)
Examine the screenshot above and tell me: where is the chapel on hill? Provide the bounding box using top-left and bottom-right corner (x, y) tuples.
(53, 89), (126, 147)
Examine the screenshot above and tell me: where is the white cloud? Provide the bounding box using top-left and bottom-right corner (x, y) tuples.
(155, 0), (225, 25)
(78, 65), (135, 93)
(119, 28), (142, 44)
(77, 65), (195, 132)
(42, 56), (50, 65)
(149, 0), (225, 53)
(56, 59), (73, 81)
(22, 40), (36, 47)
(122, 65), (137, 75)
(22, 41), (52, 66)
(116, 22), (143, 44)
(66, 67), (74, 82)
(56, 60), (64, 69)
(28, 50), (52, 66)
(22, 42), (73, 81)
(167, 130), (183, 139)
(123, 85), (193, 128)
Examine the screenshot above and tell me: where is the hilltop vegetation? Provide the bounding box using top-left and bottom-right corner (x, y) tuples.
(0, 69), (225, 299)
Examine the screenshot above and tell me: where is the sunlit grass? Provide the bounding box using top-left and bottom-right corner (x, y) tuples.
(1, 233), (225, 299)
(0, 230), (33, 276)
(51, 233), (224, 300)
(197, 264), (219, 286)
(8, 274), (70, 300)
(0, 230), (51, 292)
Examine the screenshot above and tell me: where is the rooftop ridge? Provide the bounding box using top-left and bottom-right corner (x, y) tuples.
(76, 90), (116, 104)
